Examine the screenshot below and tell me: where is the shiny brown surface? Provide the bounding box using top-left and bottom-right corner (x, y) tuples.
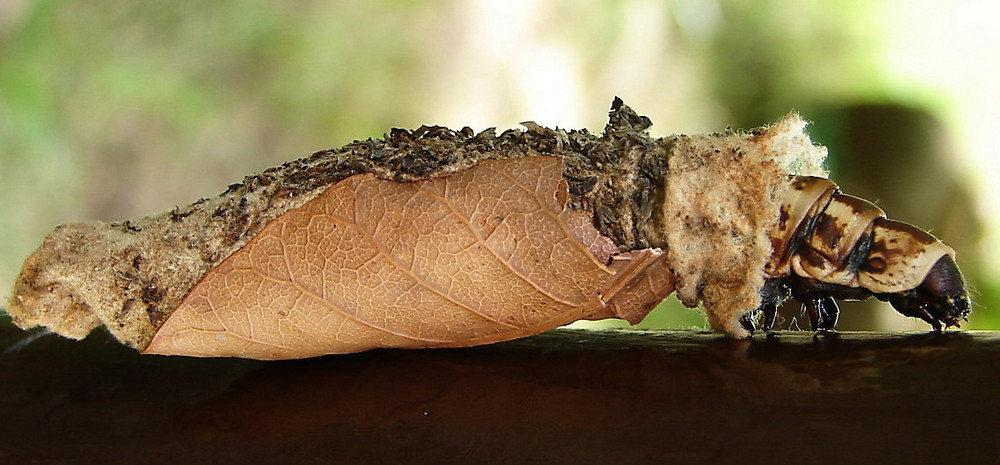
(1, 324), (998, 464)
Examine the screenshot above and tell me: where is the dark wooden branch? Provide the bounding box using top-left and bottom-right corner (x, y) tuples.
(0, 323), (997, 464)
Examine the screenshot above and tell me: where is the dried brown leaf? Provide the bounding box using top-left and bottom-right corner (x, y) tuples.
(144, 156), (671, 359)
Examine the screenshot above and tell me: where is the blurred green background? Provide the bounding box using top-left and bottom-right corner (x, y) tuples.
(1, 0), (997, 332)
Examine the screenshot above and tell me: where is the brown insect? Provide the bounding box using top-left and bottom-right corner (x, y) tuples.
(752, 176), (971, 333)
(5, 99), (971, 359)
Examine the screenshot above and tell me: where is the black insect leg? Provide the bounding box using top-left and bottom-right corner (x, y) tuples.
(804, 300), (820, 331)
(889, 296), (943, 332)
(760, 303), (779, 332)
(804, 297), (840, 332)
(916, 307), (943, 332)
(739, 312), (756, 335)
(817, 296), (839, 331)
(757, 278), (789, 333)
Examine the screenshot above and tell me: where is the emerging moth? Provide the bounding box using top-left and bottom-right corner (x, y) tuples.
(6, 99), (969, 359)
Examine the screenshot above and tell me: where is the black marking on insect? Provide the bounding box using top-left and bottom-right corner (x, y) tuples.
(742, 176), (971, 334)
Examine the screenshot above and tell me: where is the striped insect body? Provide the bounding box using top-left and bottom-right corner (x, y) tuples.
(752, 175), (970, 333)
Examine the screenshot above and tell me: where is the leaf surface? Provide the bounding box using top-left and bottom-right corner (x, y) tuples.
(144, 156), (672, 359)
